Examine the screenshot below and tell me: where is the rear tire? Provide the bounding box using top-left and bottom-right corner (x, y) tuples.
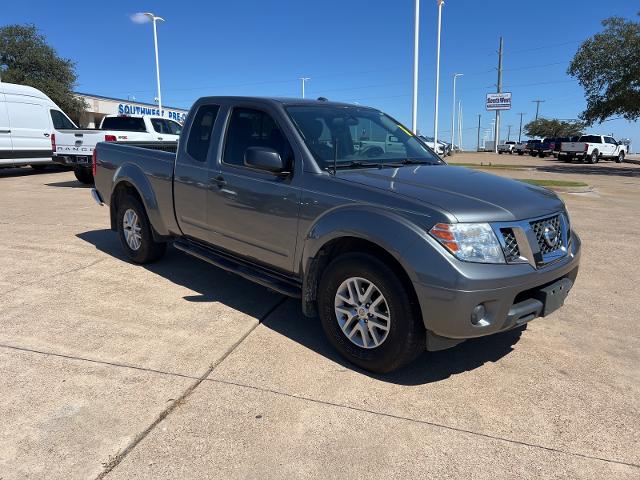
(73, 166), (94, 184)
(318, 253), (425, 374)
(588, 151), (598, 164)
(616, 152), (625, 163)
(498, 151), (503, 155)
(116, 194), (166, 264)
(518, 151), (524, 156)
(539, 151), (546, 158)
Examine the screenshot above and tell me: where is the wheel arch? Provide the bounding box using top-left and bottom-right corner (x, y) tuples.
(110, 165), (168, 239)
(299, 206), (432, 318)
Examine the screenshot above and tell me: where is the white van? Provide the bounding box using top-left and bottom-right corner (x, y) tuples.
(0, 82), (78, 169)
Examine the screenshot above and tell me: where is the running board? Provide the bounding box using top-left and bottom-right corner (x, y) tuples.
(173, 240), (301, 298)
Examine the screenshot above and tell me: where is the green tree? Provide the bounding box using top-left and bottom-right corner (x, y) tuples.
(0, 24), (86, 118)
(568, 14), (640, 124)
(523, 118), (585, 138)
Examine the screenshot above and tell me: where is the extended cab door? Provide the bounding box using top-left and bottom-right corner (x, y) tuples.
(173, 103), (221, 240)
(207, 105), (301, 273)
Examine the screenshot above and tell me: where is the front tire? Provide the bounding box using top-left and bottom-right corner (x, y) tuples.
(117, 195), (166, 264)
(73, 166), (94, 184)
(318, 253), (425, 373)
(616, 152), (625, 163)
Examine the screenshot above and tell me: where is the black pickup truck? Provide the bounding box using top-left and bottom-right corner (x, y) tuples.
(91, 96), (581, 373)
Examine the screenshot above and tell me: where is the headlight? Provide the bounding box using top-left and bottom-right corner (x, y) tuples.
(429, 223), (505, 264)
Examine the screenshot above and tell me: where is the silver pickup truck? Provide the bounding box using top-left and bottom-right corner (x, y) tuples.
(90, 96), (581, 373)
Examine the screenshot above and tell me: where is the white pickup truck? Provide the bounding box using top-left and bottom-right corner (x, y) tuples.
(54, 115), (182, 183)
(497, 141), (517, 154)
(559, 134), (627, 164)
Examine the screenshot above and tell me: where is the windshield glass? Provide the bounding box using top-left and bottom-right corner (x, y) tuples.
(286, 105), (442, 169)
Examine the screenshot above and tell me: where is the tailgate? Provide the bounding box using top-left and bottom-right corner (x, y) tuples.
(54, 130), (104, 157)
(561, 142), (585, 152)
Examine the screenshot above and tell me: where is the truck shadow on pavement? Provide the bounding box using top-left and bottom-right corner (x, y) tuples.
(77, 228), (524, 386)
(262, 299), (525, 386)
(45, 180), (92, 188)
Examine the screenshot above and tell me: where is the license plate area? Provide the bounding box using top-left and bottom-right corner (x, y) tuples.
(534, 277), (573, 316)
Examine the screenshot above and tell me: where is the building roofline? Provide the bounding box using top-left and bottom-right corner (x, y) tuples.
(74, 92), (189, 111)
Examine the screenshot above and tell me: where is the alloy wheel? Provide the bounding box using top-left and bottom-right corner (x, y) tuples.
(334, 277), (390, 349)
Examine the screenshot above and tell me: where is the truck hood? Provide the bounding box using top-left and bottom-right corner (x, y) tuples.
(336, 165), (565, 222)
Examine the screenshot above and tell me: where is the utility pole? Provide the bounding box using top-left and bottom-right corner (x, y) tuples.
(494, 36), (503, 153)
(517, 112), (526, 142)
(532, 99), (545, 120)
(476, 114), (481, 152)
(299, 77), (311, 99)
(411, 0), (420, 134)
(507, 124), (512, 141)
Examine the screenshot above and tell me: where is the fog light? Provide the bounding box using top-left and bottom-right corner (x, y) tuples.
(471, 304), (489, 327)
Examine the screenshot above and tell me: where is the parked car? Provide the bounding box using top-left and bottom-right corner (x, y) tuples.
(497, 141), (517, 154)
(531, 138), (559, 158)
(514, 142), (527, 155)
(559, 134), (627, 164)
(0, 82), (77, 169)
(525, 139), (542, 156)
(54, 115), (183, 184)
(418, 135), (450, 156)
(91, 96), (581, 373)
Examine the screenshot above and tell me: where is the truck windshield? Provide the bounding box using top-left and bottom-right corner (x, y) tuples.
(286, 105), (442, 169)
(101, 117), (146, 132)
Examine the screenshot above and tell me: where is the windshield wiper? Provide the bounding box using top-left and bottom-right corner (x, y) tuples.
(331, 160), (380, 170)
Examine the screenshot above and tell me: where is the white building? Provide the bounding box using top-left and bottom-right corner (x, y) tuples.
(74, 92), (189, 128)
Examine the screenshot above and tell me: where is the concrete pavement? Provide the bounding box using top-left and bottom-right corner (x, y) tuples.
(0, 161), (638, 479)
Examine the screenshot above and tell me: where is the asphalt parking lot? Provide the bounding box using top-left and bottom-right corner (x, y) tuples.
(1, 155), (639, 479)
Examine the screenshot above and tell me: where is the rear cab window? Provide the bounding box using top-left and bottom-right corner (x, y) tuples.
(186, 104), (220, 162)
(101, 116), (146, 132)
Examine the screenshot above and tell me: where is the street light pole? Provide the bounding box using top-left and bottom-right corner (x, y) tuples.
(143, 12), (165, 115)
(451, 73), (463, 150)
(433, 0), (444, 146)
(300, 77), (311, 99)
(412, 0), (420, 134)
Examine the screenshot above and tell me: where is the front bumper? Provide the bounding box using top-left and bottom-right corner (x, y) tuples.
(414, 232), (581, 345)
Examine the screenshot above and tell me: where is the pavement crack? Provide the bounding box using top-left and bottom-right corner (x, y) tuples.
(205, 377), (640, 471)
(95, 295), (287, 479)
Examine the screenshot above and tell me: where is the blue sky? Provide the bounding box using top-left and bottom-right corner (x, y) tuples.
(4, 0), (638, 149)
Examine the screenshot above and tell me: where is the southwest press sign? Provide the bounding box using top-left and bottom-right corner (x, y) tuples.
(486, 92), (512, 111)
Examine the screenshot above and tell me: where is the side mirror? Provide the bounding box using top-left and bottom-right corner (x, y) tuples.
(244, 146), (286, 173)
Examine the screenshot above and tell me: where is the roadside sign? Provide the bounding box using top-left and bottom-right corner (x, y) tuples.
(486, 92), (512, 111)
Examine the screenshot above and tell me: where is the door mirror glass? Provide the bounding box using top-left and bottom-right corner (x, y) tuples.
(244, 147), (285, 173)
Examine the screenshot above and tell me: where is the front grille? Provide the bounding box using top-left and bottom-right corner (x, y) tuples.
(530, 215), (562, 254)
(500, 228), (521, 261)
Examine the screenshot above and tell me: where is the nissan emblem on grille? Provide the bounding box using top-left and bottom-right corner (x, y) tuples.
(543, 223), (559, 247)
